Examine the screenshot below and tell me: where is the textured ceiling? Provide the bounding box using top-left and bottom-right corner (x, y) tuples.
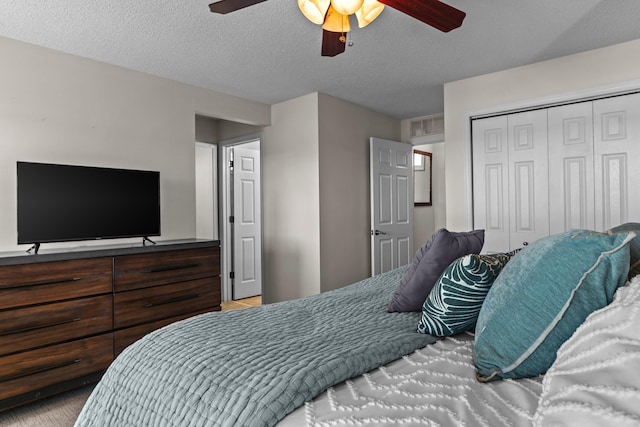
(1, 0), (639, 119)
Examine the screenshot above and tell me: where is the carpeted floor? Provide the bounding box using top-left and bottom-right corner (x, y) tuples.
(0, 385), (94, 427)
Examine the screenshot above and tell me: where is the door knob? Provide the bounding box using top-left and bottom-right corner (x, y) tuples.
(371, 229), (387, 236)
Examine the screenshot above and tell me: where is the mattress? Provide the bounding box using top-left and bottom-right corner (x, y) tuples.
(280, 332), (543, 427)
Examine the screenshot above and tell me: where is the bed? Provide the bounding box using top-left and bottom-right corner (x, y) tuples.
(75, 226), (640, 427)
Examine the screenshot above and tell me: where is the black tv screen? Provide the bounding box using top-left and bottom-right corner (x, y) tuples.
(17, 162), (160, 245)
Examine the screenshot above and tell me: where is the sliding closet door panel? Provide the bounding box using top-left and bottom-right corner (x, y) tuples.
(594, 93), (640, 230)
(472, 115), (510, 253)
(548, 102), (595, 234)
(508, 110), (549, 249)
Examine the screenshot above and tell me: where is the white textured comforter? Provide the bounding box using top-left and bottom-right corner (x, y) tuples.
(281, 275), (640, 427)
(280, 332), (543, 427)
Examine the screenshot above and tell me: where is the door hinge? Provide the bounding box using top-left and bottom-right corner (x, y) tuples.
(229, 271), (235, 279)
(229, 215), (235, 223)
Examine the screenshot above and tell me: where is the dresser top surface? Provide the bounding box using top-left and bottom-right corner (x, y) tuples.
(0, 239), (220, 266)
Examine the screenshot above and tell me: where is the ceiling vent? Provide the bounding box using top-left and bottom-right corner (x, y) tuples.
(410, 114), (444, 137)
(407, 113), (444, 144)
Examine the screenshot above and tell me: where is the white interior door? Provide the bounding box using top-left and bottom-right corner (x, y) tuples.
(370, 137), (413, 276)
(232, 145), (262, 299)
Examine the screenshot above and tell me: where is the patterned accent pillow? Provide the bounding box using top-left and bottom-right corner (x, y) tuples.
(417, 251), (518, 337)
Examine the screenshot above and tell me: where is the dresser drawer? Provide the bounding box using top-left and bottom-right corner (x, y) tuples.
(0, 295), (113, 357)
(114, 247), (219, 292)
(0, 334), (113, 401)
(114, 307), (219, 355)
(0, 257), (112, 310)
(114, 277), (221, 329)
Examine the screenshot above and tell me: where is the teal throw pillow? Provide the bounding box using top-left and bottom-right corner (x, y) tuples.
(417, 250), (519, 337)
(473, 229), (634, 382)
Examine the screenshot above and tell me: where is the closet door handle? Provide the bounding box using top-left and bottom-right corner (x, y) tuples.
(371, 229), (386, 236)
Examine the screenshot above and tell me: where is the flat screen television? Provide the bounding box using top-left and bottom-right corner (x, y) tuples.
(17, 161), (160, 250)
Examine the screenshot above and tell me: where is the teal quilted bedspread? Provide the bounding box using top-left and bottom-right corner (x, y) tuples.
(74, 267), (436, 427)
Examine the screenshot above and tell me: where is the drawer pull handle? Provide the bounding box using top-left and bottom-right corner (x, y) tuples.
(144, 294), (200, 308)
(0, 358), (82, 382)
(0, 318), (81, 337)
(144, 263), (201, 274)
(16, 277), (82, 289)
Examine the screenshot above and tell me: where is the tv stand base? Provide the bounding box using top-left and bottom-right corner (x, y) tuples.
(26, 243), (40, 254)
(142, 236), (156, 246)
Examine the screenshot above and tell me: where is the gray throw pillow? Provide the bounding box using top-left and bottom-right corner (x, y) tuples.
(387, 228), (485, 312)
(607, 222), (640, 279)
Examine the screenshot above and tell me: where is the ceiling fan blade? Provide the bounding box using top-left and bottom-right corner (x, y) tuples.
(321, 30), (346, 57)
(377, 0), (465, 32)
(209, 0), (268, 14)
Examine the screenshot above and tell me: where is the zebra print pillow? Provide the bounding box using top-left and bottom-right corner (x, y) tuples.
(417, 251), (518, 337)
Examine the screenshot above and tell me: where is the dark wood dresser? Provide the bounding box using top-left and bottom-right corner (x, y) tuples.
(0, 239), (220, 411)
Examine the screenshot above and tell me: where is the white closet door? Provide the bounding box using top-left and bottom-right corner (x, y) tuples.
(548, 102), (595, 234)
(508, 109), (549, 248)
(593, 93), (640, 230)
(472, 115), (510, 253)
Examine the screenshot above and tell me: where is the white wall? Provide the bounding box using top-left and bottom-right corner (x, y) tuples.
(444, 38), (640, 231)
(0, 36), (270, 253)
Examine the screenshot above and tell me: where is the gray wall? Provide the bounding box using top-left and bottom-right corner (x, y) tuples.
(317, 93), (400, 293)
(1, 36), (403, 305)
(262, 93), (401, 303)
(262, 93), (322, 303)
(0, 36), (269, 253)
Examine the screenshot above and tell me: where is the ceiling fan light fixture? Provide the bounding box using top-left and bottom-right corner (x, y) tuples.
(330, 0), (364, 16)
(355, 0), (384, 27)
(298, 0), (331, 25)
(322, 4), (351, 32)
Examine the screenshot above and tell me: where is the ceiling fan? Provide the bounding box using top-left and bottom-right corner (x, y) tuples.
(209, 0), (465, 57)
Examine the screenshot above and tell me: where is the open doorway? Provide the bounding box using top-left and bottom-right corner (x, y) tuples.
(221, 137), (263, 301)
(195, 115), (263, 302)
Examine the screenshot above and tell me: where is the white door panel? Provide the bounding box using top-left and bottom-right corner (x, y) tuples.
(593, 93), (640, 230)
(233, 146), (262, 299)
(472, 110), (548, 251)
(472, 91), (640, 253)
(548, 101), (595, 233)
(370, 137), (413, 275)
(472, 115), (510, 253)
(508, 109), (549, 248)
